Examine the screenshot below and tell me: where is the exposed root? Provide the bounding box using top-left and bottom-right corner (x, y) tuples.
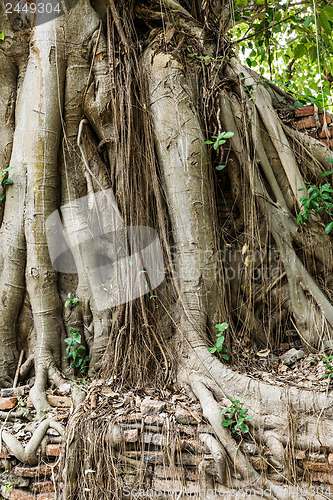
(1, 418), (64, 465)
(199, 432), (227, 483)
(189, 374), (328, 499)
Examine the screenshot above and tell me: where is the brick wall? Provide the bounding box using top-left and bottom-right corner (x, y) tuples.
(1, 389), (333, 498)
(291, 104), (333, 149)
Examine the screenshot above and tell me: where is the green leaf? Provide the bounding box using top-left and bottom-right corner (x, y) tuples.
(222, 132), (234, 139)
(216, 165), (226, 171)
(293, 44), (306, 59)
(220, 407), (230, 415)
(326, 158), (333, 164)
(216, 335), (225, 351)
(2, 178), (13, 186)
(325, 222), (333, 234)
(319, 11), (331, 35)
(221, 353), (229, 360)
(0, 194), (5, 201)
(239, 423), (249, 433)
(0, 33), (4, 41)
(221, 419), (234, 427)
(303, 15), (312, 28)
(239, 408), (248, 416)
(205, 140), (214, 144)
(215, 322), (228, 331)
(294, 101), (304, 108)
(208, 346), (217, 353)
(308, 45), (317, 63)
(73, 333), (81, 343)
(321, 171), (333, 176)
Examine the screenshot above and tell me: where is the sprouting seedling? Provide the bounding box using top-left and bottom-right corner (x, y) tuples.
(205, 131), (234, 150)
(208, 323), (229, 360)
(205, 132), (234, 171)
(321, 345), (333, 381)
(220, 394), (254, 435)
(65, 328), (89, 374)
(65, 292), (79, 309)
(0, 166), (14, 201)
(297, 160), (333, 234)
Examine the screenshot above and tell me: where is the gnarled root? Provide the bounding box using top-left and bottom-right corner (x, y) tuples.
(1, 418), (64, 465)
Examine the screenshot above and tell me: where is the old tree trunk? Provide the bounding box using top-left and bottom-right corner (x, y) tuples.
(1, 0), (333, 497)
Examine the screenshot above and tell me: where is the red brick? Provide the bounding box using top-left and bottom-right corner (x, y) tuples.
(280, 343), (290, 350)
(322, 138), (333, 148)
(0, 397), (17, 410)
(119, 412), (143, 422)
(28, 395), (72, 408)
(31, 482), (54, 493)
(144, 415), (164, 426)
(293, 114), (332, 130)
(46, 444), (61, 457)
(6, 490), (34, 500)
(0, 446), (10, 458)
(311, 471), (333, 484)
(123, 429), (139, 442)
(318, 127), (333, 138)
(303, 461), (332, 472)
(321, 114), (332, 125)
(46, 395), (72, 408)
(14, 464), (57, 477)
(293, 116), (316, 129)
(294, 105), (316, 117)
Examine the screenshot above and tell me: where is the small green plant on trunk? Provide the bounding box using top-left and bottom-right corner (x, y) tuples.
(220, 394), (254, 435)
(65, 292), (79, 309)
(297, 161), (333, 234)
(208, 322), (229, 360)
(65, 328), (89, 374)
(0, 167), (14, 201)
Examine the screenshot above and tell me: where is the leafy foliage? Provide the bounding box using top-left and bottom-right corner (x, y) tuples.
(205, 131), (234, 150)
(297, 162), (333, 234)
(229, 1), (333, 110)
(0, 33), (4, 41)
(0, 167), (14, 201)
(65, 292), (79, 309)
(205, 131), (234, 171)
(65, 328), (89, 374)
(321, 346), (333, 380)
(220, 394), (254, 434)
(208, 323), (229, 360)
